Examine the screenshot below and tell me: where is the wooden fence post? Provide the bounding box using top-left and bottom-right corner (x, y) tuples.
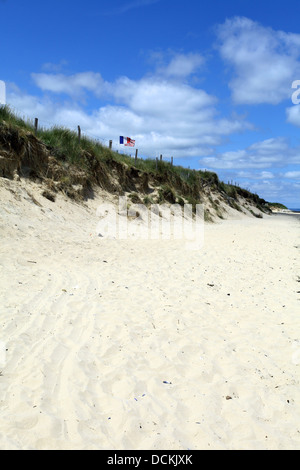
(109, 140), (112, 149)
(78, 125), (81, 144)
(171, 156), (173, 166)
(34, 118), (38, 135)
(156, 157), (158, 170)
(135, 149), (138, 162)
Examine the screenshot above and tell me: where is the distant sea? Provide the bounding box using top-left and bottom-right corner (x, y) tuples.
(289, 208), (300, 213)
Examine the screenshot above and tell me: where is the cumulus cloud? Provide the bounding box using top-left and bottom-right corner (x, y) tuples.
(110, 76), (215, 117)
(217, 17), (300, 105)
(236, 170), (275, 179)
(94, 76), (250, 156)
(6, 54), (251, 158)
(283, 170), (300, 178)
(41, 60), (69, 73)
(200, 137), (300, 170)
(156, 52), (204, 78)
(242, 178), (300, 206)
(286, 104), (300, 127)
(31, 72), (106, 98)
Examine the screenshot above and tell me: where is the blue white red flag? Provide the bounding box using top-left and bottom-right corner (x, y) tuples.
(120, 136), (135, 147)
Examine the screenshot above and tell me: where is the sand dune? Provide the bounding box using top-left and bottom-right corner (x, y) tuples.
(0, 177), (299, 450)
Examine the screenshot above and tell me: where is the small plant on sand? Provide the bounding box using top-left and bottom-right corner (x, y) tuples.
(143, 195), (153, 206)
(176, 196), (185, 207)
(249, 209), (263, 218)
(204, 208), (213, 222)
(128, 192), (142, 204)
(158, 184), (177, 204)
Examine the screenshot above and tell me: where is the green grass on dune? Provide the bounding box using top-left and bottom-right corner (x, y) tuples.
(0, 105), (271, 211)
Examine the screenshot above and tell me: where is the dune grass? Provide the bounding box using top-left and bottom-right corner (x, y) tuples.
(0, 105), (35, 131)
(0, 105), (270, 212)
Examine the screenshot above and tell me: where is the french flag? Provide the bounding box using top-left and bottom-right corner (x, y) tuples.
(120, 136), (135, 147)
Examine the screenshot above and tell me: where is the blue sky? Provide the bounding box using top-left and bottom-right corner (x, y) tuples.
(1, 0), (300, 207)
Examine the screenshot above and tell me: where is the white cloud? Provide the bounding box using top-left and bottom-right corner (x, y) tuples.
(148, 50), (205, 80)
(200, 137), (300, 170)
(157, 53), (204, 78)
(286, 104), (300, 127)
(217, 17), (300, 105)
(244, 179), (300, 206)
(283, 170), (300, 178)
(99, 77), (250, 156)
(6, 60), (250, 158)
(111, 76), (215, 116)
(31, 72), (106, 98)
(105, 0), (161, 14)
(237, 170), (275, 179)
(7, 83), (56, 121)
(41, 60), (68, 73)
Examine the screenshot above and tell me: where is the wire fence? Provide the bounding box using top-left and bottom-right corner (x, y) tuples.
(2, 103), (248, 189)
(3, 103), (175, 166)
(2, 103), (252, 190)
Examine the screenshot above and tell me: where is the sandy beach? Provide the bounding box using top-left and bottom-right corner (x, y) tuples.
(0, 177), (299, 450)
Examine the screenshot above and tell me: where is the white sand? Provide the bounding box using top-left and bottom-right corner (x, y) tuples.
(0, 177), (299, 450)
